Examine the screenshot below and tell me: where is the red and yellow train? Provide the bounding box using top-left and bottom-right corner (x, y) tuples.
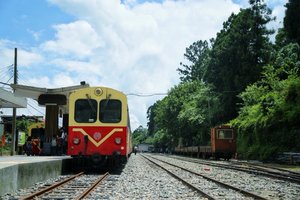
(174, 125), (236, 160)
(67, 86), (132, 168)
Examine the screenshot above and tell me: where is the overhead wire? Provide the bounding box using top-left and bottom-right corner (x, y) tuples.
(0, 65), (45, 117)
(5, 75), (14, 85)
(0, 64), (14, 88)
(13, 71), (46, 116)
(27, 101), (45, 116)
(126, 93), (168, 97)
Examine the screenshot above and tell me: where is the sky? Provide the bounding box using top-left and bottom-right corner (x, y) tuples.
(0, 0), (286, 130)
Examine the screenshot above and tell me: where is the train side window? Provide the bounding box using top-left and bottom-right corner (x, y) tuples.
(75, 99), (97, 123)
(217, 129), (233, 139)
(100, 99), (122, 123)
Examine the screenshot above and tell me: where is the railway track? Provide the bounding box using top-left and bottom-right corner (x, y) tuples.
(142, 155), (267, 200)
(231, 160), (300, 181)
(168, 155), (300, 184)
(20, 172), (109, 200)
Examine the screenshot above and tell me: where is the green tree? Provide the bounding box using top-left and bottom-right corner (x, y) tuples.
(178, 40), (211, 82)
(284, 0), (300, 45)
(17, 119), (29, 132)
(232, 43), (300, 159)
(177, 83), (220, 145)
(149, 81), (220, 148)
(206, 0), (273, 122)
(147, 102), (159, 137)
(132, 126), (148, 147)
(275, 28), (289, 49)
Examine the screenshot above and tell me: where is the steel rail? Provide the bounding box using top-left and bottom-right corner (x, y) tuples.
(21, 172), (84, 200)
(148, 155), (267, 200)
(169, 155), (300, 184)
(142, 155), (216, 200)
(232, 161), (300, 178)
(74, 172), (109, 200)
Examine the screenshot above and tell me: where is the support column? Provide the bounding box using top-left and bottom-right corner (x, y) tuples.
(45, 105), (59, 142)
(63, 114), (69, 131)
(11, 48), (17, 155)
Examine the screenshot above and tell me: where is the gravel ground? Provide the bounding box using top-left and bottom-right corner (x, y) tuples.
(1, 153), (300, 199)
(150, 154), (300, 200)
(88, 153), (203, 199)
(1, 154), (204, 200)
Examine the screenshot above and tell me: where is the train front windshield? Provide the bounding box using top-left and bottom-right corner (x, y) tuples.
(217, 129), (233, 139)
(75, 99), (97, 123)
(100, 100), (122, 123)
(74, 98), (122, 124)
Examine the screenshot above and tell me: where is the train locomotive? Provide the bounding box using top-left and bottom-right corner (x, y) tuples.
(174, 125), (236, 160)
(67, 86), (132, 168)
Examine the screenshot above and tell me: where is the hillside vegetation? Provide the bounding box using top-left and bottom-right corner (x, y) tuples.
(133, 0), (300, 160)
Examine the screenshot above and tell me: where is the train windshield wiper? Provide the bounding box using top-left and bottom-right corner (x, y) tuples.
(85, 94), (96, 115)
(104, 93), (112, 109)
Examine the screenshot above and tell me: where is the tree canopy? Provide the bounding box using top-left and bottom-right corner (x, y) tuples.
(137, 0), (300, 159)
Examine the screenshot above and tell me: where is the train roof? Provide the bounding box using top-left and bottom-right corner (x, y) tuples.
(71, 86), (126, 96)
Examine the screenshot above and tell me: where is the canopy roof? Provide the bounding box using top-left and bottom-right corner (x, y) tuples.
(11, 83), (89, 100)
(10, 83), (90, 112)
(0, 88), (27, 108)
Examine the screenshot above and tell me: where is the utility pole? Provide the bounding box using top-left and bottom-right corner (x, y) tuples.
(11, 48), (17, 155)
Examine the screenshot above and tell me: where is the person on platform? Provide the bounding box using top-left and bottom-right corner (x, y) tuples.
(32, 137), (41, 155)
(51, 135), (57, 155)
(24, 136), (32, 156)
(56, 134), (63, 156)
(60, 128), (68, 155)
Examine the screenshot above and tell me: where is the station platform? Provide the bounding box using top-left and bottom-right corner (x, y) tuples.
(0, 155), (72, 196)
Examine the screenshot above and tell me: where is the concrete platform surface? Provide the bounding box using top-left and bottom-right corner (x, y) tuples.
(0, 155), (72, 196)
(0, 155), (70, 169)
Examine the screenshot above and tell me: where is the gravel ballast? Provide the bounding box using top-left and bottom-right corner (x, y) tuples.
(1, 153), (300, 199)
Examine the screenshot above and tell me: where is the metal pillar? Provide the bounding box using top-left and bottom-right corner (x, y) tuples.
(11, 48), (17, 155)
(45, 105), (59, 142)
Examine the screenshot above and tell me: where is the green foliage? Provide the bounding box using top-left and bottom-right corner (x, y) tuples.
(0, 143), (11, 156)
(17, 119), (29, 133)
(147, 102), (159, 137)
(205, 1), (273, 122)
(148, 81), (220, 149)
(132, 126), (148, 147)
(284, 0), (300, 45)
(175, 0), (274, 124)
(152, 129), (170, 149)
(178, 40), (211, 82)
(232, 43), (300, 159)
(145, 0), (300, 161)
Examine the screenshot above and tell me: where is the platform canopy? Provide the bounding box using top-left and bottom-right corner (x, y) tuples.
(10, 83), (90, 141)
(0, 88), (27, 108)
(10, 83), (90, 112)
(10, 83), (89, 100)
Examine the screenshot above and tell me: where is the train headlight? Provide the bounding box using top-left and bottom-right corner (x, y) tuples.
(115, 137), (121, 144)
(73, 138), (81, 145)
(94, 88), (103, 96)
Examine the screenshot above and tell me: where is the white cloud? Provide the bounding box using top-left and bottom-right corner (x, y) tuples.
(69, 0), (239, 130)
(41, 20), (103, 59)
(0, 40), (17, 67)
(27, 29), (44, 41)
(25, 76), (51, 88)
(51, 59), (103, 76)
(52, 73), (76, 87)
(28, 0), (241, 129)
(18, 49), (44, 67)
(0, 40), (44, 84)
(2, 0), (286, 130)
